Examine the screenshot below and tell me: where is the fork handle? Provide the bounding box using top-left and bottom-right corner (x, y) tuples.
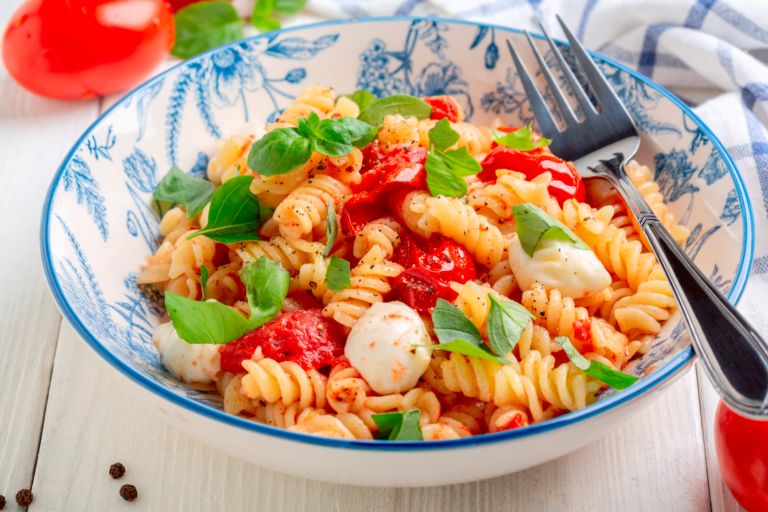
(596, 157), (768, 419)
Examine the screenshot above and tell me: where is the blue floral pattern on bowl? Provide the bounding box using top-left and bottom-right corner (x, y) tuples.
(41, 18), (753, 444)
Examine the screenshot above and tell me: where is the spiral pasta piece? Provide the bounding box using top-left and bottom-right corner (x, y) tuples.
(593, 227), (658, 292)
(466, 170), (554, 222)
(322, 245), (404, 328)
(377, 114), (420, 152)
(274, 174), (351, 240)
(353, 217), (404, 259)
(240, 352), (327, 410)
(612, 265), (676, 337)
(273, 85), (337, 126)
(250, 153), (327, 208)
(450, 280), (506, 337)
(325, 363), (371, 414)
(416, 195), (506, 268)
(218, 373), (258, 417)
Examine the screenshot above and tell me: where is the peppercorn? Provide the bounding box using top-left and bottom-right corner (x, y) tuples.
(15, 489), (33, 506)
(0, 495), (5, 510)
(109, 463), (126, 479)
(119, 485), (138, 502)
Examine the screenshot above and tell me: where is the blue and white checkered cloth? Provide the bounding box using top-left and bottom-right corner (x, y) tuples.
(252, 0), (768, 331)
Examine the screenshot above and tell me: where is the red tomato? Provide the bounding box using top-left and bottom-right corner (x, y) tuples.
(423, 95), (461, 123)
(394, 232), (476, 306)
(478, 145), (585, 205)
(3, 0), (174, 99)
(341, 146), (428, 236)
(219, 310), (344, 373)
(391, 267), (439, 311)
(166, 0), (203, 11)
(715, 400), (768, 511)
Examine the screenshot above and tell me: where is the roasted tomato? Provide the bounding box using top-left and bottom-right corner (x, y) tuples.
(393, 232), (476, 308)
(423, 95), (461, 123)
(478, 145), (585, 205)
(2, 0), (174, 99)
(341, 145), (428, 236)
(391, 267), (439, 311)
(714, 400), (768, 511)
(219, 309), (344, 373)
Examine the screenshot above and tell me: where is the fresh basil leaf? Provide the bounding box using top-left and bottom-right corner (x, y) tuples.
(312, 139), (354, 157)
(172, 1), (244, 60)
(493, 123), (552, 152)
(351, 126), (377, 149)
(200, 265), (210, 302)
(253, 16), (280, 32)
(188, 175), (262, 244)
(428, 118), (460, 152)
(253, 0), (275, 17)
(248, 128), (313, 177)
(165, 292), (252, 345)
(153, 166), (215, 218)
(336, 117), (376, 143)
(240, 256), (290, 329)
(357, 95), (433, 127)
(341, 90), (377, 111)
(425, 148), (468, 198)
(511, 203), (590, 257)
(258, 202), (275, 229)
(297, 111), (320, 138)
(553, 336), (639, 390)
(273, 0), (307, 15)
(326, 256), (351, 292)
(323, 201), (337, 259)
(431, 299), (483, 347)
(487, 295), (535, 355)
(441, 146), (482, 177)
(372, 410), (423, 441)
(416, 339), (512, 365)
(315, 118), (354, 144)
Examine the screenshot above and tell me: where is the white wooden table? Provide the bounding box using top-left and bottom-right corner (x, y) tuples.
(0, 4), (753, 510)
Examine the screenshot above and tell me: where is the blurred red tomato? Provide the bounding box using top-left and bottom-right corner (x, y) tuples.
(714, 400), (768, 511)
(2, 0), (174, 99)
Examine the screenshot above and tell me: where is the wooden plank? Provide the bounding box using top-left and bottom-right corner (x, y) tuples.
(0, 34), (100, 503)
(31, 322), (710, 511)
(696, 364), (746, 512)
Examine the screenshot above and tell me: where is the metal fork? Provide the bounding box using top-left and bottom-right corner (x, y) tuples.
(507, 16), (768, 420)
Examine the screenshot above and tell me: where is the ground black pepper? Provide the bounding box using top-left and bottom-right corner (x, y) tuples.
(110, 463), (126, 479)
(120, 485), (138, 502)
(15, 489), (33, 506)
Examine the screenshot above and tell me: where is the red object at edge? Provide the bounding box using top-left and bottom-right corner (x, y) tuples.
(423, 96), (461, 123)
(714, 400), (768, 511)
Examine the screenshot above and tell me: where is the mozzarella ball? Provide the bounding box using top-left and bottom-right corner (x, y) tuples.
(508, 234), (611, 298)
(345, 301), (433, 395)
(152, 322), (221, 384)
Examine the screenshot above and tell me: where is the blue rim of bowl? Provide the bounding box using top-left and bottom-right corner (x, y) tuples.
(41, 16), (754, 451)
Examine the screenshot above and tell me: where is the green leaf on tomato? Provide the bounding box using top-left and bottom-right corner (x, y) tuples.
(187, 175), (264, 244)
(553, 336), (639, 390)
(165, 292), (252, 345)
(511, 203), (589, 257)
(153, 166), (215, 217)
(172, 1), (244, 60)
(325, 256), (351, 292)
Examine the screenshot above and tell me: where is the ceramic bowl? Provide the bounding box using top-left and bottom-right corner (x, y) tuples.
(40, 17), (753, 487)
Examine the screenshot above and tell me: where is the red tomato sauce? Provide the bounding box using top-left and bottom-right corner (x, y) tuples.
(219, 310), (344, 373)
